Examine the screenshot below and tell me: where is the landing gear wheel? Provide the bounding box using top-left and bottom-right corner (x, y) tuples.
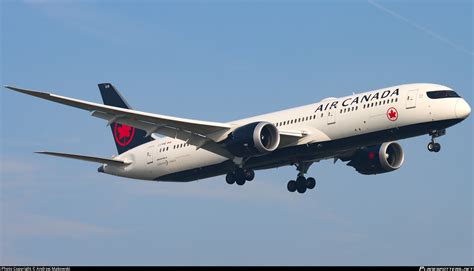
(244, 170), (255, 181)
(296, 181), (307, 194)
(288, 162), (315, 194)
(306, 177), (316, 189)
(236, 177), (245, 186)
(427, 142), (435, 152)
(296, 176), (306, 183)
(428, 129), (445, 153)
(235, 171), (246, 186)
(433, 143), (441, 152)
(287, 180), (297, 192)
(428, 142), (441, 152)
(226, 173), (235, 185)
(296, 176), (307, 194)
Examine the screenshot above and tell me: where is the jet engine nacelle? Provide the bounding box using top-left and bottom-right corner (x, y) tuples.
(345, 142), (405, 175)
(224, 122), (280, 157)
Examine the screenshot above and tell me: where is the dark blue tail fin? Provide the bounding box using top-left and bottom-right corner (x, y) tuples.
(98, 83), (153, 154)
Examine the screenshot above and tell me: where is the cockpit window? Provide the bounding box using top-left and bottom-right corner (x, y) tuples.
(426, 90), (460, 99)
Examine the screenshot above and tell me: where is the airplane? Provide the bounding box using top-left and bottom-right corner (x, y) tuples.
(4, 82), (471, 194)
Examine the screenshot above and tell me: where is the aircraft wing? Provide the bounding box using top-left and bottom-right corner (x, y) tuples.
(5, 86), (234, 158)
(35, 151), (130, 166)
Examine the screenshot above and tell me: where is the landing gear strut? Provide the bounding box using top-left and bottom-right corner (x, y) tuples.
(226, 168), (255, 186)
(427, 129), (445, 153)
(287, 162), (316, 194)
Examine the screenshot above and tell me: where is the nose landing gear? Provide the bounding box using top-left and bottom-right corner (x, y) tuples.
(427, 129), (445, 153)
(427, 141), (441, 153)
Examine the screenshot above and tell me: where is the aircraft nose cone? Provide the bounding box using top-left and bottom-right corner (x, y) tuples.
(455, 99), (471, 119)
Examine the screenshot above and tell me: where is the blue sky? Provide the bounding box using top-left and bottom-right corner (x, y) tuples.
(1, 0), (472, 266)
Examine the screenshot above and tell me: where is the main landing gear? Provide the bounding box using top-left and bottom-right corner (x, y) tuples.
(226, 168), (255, 186)
(287, 162), (316, 194)
(427, 129), (445, 153)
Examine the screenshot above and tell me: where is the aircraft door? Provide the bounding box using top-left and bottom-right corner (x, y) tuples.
(327, 110), (336, 125)
(406, 89), (418, 109)
(146, 145), (154, 165)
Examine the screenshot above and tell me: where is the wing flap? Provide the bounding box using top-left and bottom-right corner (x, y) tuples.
(278, 128), (331, 147)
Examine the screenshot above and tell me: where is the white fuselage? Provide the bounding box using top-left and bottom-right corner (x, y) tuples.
(102, 83), (471, 181)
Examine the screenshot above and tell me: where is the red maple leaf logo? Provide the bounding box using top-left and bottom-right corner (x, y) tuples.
(387, 107), (398, 121)
(114, 123), (135, 147)
(389, 110), (397, 119)
(117, 124), (132, 139)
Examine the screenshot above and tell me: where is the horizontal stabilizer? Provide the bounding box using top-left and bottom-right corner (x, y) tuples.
(35, 151), (130, 166)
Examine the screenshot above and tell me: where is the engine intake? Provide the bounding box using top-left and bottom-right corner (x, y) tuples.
(224, 122), (280, 157)
(346, 142), (404, 175)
